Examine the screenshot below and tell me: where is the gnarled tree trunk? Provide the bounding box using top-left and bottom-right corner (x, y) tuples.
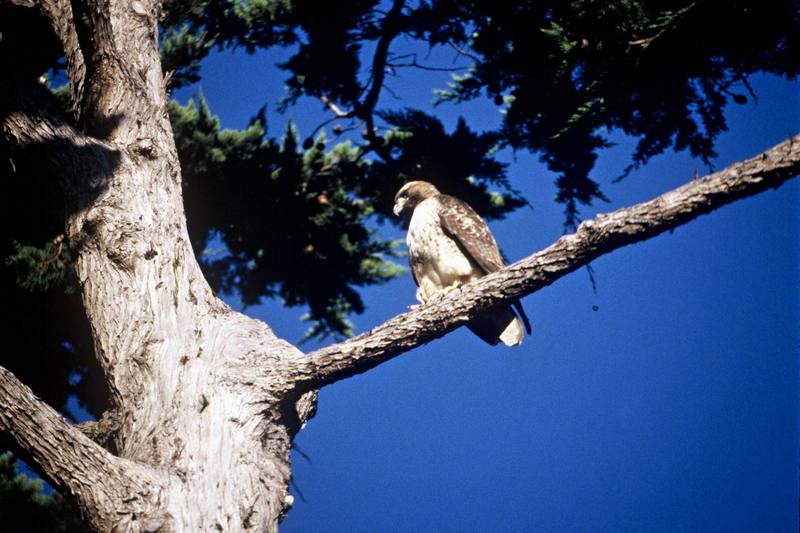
(1, 0), (799, 530)
(1, 0), (313, 528)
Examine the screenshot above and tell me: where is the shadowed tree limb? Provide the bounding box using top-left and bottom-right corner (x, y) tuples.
(42, 0), (86, 113)
(0, 366), (167, 531)
(5, 0), (87, 111)
(360, 0), (406, 120)
(288, 134), (800, 392)
(1, 82), (120, 185)
(358, 0), (406, 160)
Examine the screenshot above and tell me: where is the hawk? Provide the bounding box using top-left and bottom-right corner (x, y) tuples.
(393, 181), (531, 346)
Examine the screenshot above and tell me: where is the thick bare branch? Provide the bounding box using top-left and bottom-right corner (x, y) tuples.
(357, 0), (406, 160)
(6, 0), (86, 118)
(0, 366), (166, 531)
(41, 0), (86, 111)
(360, 0), (405, 119)
(289, 134), (800, 391)
(66, 0), (167, 140)
(1, 82), (119, 189)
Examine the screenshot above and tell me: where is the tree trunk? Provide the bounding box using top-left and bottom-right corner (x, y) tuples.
(3, 74), (317, 526)
(0, 0), (798, 531)
(1, 0), (312, 529)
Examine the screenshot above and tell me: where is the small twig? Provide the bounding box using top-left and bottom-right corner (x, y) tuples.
(585, 264), (598, 295)
(292, 443), (313, 464)
(382, 83), (402, 101)
(308, 116), (341, 140)
(289, 476), (308, 503)
(627, 37), (655, 48)
(320, 96), (352, 118)
(627, 3), (697, 51)
(335, 121), (363, 136)
(41, 235), (65, 267)
(387, 60), (469, 72)
(448, 41), (482, 64)
(739, 75), (758, 104)
(387, 52), (416, 62)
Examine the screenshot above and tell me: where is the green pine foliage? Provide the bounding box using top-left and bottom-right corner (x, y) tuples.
(161, 24), (214, 88)
(6, 239), (74, 293)
(424, 1), (799, 224)
(158, 1), (797, 226)
(0, 453), (84, 532)
(170, 96), (405, 339)
(367, 109), (527, 219)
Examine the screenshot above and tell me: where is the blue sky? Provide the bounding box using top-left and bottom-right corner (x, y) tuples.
(180, 40), (799, 532)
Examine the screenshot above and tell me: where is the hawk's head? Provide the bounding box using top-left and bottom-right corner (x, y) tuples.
(393, 181), (440, 218)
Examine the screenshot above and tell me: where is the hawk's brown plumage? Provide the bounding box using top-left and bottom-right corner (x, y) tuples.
(393, 181), (531, 346)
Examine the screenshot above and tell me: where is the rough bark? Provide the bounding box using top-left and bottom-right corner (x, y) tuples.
(0, 0), (798, 530)
(0, 367), (164, 531)
(2, 0), (311, 530)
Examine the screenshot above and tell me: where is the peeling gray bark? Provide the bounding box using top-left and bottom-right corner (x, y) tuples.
(0, 367), (165, 531)
(0, 0), (798, 530)
(2, 0), (310, 529)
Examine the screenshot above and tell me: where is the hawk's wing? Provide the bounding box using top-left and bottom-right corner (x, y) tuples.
(438, 194), (532, 335)
(437, 195), (504, 274)
(409, 251), (422, 287)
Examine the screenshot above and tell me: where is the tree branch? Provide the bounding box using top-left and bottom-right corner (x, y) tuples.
(315, 1), (407, 160)
(68, 0), (126, 136)
(356, 0), (406, 160)
(386, 52), (470, 72)
(3, 0), (85, 110)
(68, 0), (166, 141)
(1, 82), (119, 175)
(40, 0), (86, 114)
(287, 134), (800, 391)
(0, 366), (166, 531)
(360, 0), (405, 120)
(76, 409), (124, 451)
(1, 82), (122, 219)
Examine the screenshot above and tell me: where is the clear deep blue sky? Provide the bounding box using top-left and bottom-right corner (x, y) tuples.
(173, 38), (800, 532)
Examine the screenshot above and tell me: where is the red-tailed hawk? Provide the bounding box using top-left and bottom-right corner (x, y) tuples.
(393, 181), (531, 346)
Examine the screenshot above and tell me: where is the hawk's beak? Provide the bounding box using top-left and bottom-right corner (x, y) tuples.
(393, 198), (405, 217)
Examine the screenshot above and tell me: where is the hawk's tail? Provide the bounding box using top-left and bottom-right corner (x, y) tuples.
(467, 303), (531, 347)
(513, 300), (532, 335)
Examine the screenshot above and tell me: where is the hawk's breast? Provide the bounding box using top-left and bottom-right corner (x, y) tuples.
(407, 198), (478, 298)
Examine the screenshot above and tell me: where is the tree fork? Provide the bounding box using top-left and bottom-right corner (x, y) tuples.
(0, 366), (166, 531)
